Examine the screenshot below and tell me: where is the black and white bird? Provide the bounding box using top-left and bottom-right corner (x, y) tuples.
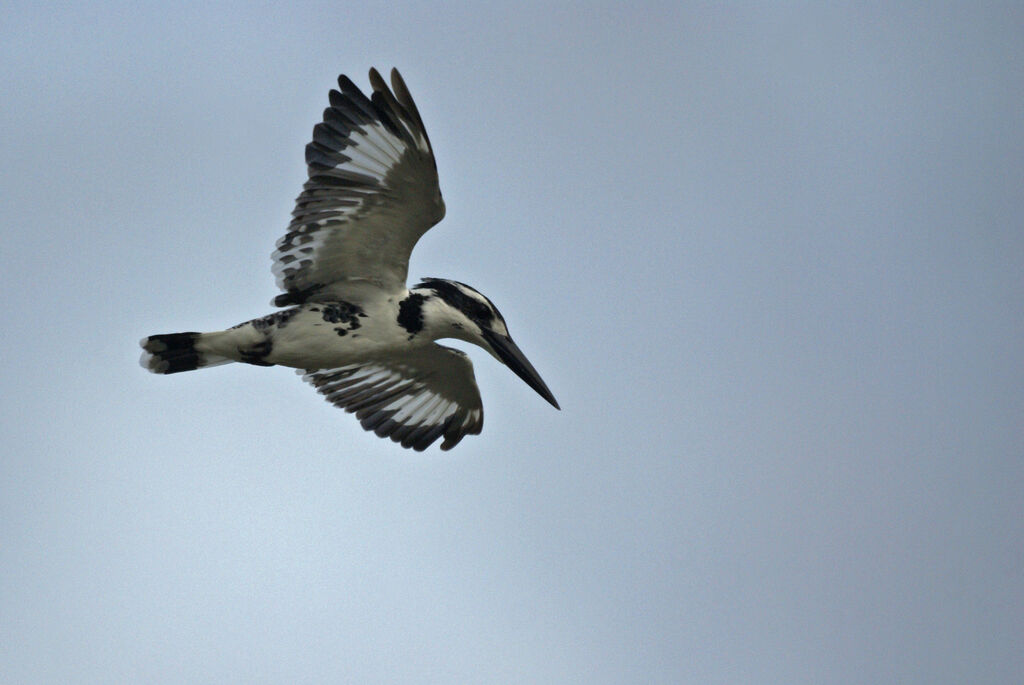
(140, 68), (559, 451)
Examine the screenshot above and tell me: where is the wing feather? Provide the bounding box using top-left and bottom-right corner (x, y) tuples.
(273, 69), (445, 306)
(303, 345), (484, 451)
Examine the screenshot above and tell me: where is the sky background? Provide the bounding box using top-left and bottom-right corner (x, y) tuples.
(2, 2), (1022, 683)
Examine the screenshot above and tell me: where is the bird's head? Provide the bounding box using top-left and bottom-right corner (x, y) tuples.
(411, 278), (559, 409)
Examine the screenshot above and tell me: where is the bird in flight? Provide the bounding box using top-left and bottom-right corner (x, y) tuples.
(140, 68), (559, 450)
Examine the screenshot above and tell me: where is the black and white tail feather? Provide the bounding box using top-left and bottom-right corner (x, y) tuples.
(141, 333), (232, 374)
(139, 68), (558, 452)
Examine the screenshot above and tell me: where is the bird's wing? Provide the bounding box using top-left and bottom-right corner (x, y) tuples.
(272, 68), (445, 305)
(302, 344), (484, 451)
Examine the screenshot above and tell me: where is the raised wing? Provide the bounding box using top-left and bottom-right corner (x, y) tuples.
(303, 345), (484, 451)
(272, 68), (445, 305)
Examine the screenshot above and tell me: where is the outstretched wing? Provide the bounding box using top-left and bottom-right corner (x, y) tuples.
(272, 68), (445, 305)
(303, 345), (484, 451)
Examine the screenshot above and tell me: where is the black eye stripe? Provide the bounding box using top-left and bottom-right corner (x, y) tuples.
(417, 279), (496, 324)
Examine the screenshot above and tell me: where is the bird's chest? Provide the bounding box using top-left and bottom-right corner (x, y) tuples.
(265, 300), (415, 369)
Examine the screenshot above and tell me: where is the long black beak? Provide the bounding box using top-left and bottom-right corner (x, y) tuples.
(483, 331), (560, 409)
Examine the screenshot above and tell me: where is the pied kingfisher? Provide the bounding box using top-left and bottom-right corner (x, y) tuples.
(140, 68), (559, 451)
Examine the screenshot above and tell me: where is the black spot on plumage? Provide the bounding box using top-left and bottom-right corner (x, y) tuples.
(239, 339), (274, 366)
(321, 301), (363, 323)
(321, 301), (364, 336)
(249, 308), (300, 332)
(397, 293), (426, 334)
(274, 283), (324, 307)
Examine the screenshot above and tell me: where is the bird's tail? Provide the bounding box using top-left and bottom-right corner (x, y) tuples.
(140, 332), (234, 374)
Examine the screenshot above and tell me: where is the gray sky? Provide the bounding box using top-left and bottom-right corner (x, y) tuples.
(2, 2), (1022, 683)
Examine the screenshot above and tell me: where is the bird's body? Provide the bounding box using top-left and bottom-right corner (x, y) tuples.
(219, 294), (406, 371)
(141, 68), (558, 451)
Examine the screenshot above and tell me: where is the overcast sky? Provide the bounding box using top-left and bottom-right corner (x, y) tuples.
(2, 2), (1022, 683)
